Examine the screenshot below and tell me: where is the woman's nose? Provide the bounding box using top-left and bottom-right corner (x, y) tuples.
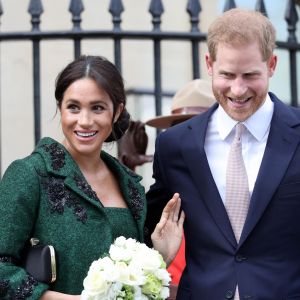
(78, 110), (93, 127)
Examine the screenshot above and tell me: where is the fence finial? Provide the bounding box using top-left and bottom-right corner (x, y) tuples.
(186, 0), (201, 32)
(28, 0), (44, 31)
(0, 0), (3, 27)
(255, 0), (268, 17)
(69, 0), (84, 30)
(285, 0), (299, 42)
(223, 0), (236, 12)
(0, 1), (3, 17)
(149, 0), (164, 31)
(109, 0), (124, 30)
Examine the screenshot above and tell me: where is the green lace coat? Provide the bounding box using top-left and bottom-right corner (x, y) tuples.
(0, 137), (147, 299)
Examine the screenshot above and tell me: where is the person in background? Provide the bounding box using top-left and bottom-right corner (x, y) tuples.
(117, 79), (215, 173)
(0, 55), (184, 300)
(146, 8), (300, 299)
(117, 120), (153, 171)
(146, 79), (215, 130)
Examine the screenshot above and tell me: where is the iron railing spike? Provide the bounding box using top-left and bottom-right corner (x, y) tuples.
(255, 0), (268, 17)
(28, 0), (43, 30)
(0, 0), (3, 17)
(109, 0), (124, 30)
(223, 0), (236, 12)
(285, 0), (299, 42)
(149, 0), (164, 18)
(69, 0), (84, 30)
(186, 0), (201, 32)
(149, 0), (164, 30)
(28, 0), (43, 16)
(109, 0), (124, 16)
(69, 0), (84, 16)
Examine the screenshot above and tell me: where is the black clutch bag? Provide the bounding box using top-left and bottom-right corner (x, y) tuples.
(22, 238), (57, 284)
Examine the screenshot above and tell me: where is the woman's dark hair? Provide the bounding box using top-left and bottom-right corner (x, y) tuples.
(55, 55), (130, 142)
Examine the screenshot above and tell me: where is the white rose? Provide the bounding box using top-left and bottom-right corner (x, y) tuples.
(114, 236), (127, 247)
(97, 257), (115, 270)
(109, 244), (132, 262)
(133, 286), (148, 300)
(86, 257), (120, 284)
(160, 286), (170, 299)
(123, 237), (139, 251)
(80, 290), (90, 300)
(154, 268), (171, 285)
(83, 270), (111, 296)
(115, 261), (146, 286)
(89, 257), (114, 273)
(106, 282), (123, 300)
(134, 248), (162, 271)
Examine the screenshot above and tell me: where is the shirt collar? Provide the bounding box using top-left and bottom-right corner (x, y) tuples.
(217, 94), (274, 141)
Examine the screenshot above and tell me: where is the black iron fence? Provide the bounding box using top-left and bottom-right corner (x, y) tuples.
(0, 0), (300, 172)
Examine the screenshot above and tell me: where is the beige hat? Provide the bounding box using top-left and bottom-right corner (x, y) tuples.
(146, 79), (216, 129)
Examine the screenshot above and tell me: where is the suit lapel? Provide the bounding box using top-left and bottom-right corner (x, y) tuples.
(239, 95), (300, 246)
(180, 95), (300, 248)
(180, 105), (237, 247)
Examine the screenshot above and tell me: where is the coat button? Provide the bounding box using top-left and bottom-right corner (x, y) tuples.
(225, 290), (234, 299)
(235, 254), (247, 262)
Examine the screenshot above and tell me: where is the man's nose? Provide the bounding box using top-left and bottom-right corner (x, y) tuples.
(231, 78), (248, 98)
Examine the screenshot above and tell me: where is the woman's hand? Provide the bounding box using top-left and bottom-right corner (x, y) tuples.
(151, 193), (185, 266)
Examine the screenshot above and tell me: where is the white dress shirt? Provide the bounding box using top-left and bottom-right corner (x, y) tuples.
(204, 95), (274, 203)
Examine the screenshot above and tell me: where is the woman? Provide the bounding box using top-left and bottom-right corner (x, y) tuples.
(0, 55), (184, 299)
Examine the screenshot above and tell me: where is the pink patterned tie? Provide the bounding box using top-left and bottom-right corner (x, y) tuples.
(225, 123), (250, 300)
(226, 122), (250, 241)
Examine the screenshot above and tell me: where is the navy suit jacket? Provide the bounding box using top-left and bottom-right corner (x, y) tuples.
(146, 93), (300, 300)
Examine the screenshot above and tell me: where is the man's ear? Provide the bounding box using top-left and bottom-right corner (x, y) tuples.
(268, 54), (277, 77)
(205, 53), (213, 76)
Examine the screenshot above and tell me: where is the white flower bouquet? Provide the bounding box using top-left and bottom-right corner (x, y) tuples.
(81, 236), (171, 300)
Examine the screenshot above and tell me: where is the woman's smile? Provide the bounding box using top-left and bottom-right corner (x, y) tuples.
(74, 130), (98, 138)
(60, 78), (119, 159)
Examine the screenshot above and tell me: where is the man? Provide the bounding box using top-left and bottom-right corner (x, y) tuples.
(146, 8), (300, 300)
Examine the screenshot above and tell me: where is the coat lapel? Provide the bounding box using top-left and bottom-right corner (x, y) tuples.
(180, 105), (237, 247)
(62, 150), (146, 241)
(34, 138), (146, 242)
(239, 95), (300, 246)
(101, 152), (146, 242)
(63, 175), (103, 209)
(33, 137), (103, 211)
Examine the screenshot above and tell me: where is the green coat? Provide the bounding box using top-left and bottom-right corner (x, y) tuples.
(0, 137), (147, 299)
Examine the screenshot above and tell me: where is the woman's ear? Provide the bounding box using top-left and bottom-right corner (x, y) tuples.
(114, 103), (124, 123)
(57, 101), (61, 112)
